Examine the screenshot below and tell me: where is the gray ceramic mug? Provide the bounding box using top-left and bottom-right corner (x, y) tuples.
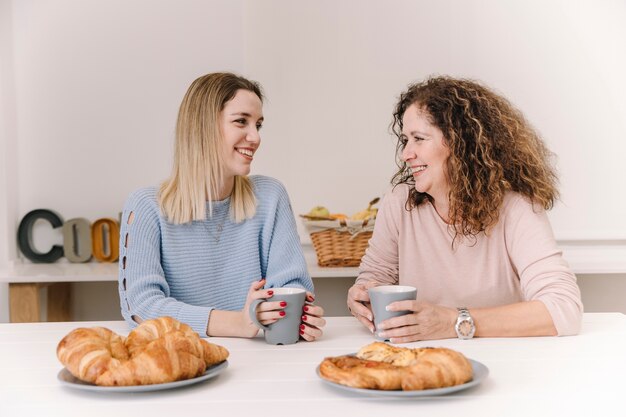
(249, 287), (306, 345)
(368, 285), (417, 340)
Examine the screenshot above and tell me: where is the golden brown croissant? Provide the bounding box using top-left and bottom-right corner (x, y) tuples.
(319, 342), (473, 391)
(56, 327), (129, 384)
(124, 316), (229, 366)
(57, 317), (229, 386)
(125, 316), (198, 356)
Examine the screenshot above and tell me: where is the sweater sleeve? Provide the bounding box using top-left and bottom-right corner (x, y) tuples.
(118, 189), (213, 336)
(260, 179), (314, 293)
(504, 196), (583, 336)
(355, 187), (402, 287)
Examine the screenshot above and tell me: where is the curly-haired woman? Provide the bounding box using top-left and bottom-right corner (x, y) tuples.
(347, 76), (582, 343)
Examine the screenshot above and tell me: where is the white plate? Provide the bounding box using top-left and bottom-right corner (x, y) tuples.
(57, 360), (228, 393)
(317, 358), (488, 397)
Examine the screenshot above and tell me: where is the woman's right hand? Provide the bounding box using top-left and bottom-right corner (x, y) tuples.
(347, 282), (377, 333)
(241, 279), (287, 337)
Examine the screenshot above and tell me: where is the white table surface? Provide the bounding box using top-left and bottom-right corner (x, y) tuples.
(1, 314), (625, 417)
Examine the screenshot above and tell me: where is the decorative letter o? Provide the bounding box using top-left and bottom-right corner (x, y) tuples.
(91, 218), (120, 262)
(62, 218), (92, 263)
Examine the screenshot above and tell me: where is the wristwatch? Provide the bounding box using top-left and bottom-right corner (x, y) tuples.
(455, 307), (475, 339)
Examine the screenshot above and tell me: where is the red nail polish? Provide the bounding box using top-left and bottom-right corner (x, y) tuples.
(300, 324), (305, 330)
(267, 290), (273, 296)
(303, 306), (309, 312)
(280, 301), (287, 307)
(279, 311), (286, 316)
(301, 315), (307, 321)
(299, 330), (304, 335)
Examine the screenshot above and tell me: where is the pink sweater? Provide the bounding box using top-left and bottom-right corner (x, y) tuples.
(356, 185), (583, 336)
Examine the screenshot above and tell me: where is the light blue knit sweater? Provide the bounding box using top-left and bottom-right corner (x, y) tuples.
(118, 175), (313, 335)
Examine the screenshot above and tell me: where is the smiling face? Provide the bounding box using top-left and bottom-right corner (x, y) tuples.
(400, 103), (451, 203)
(219, 89), (264, 179)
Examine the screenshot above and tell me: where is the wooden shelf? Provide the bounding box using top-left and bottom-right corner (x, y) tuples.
(1, 242), (625, 284)
(302, 245), (358, 278)
(0, 262), (118, 283)
(559, 243), (626, 274)
(1, 241), (624, 323)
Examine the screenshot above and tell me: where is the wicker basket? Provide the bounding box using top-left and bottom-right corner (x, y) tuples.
(302, 218), (374, 267)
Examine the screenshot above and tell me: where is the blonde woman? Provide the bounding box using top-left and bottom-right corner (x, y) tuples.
(119, 73), (325, 340)
(347, 76), (582, 343)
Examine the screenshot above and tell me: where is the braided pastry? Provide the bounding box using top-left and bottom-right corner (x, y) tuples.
(319, 342), (472, 390)
(57, 317), (229, 386)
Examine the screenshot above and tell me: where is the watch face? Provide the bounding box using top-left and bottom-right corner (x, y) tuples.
(458, 320), (472, 336)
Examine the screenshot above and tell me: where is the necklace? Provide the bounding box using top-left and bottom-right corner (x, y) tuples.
(203, 214), (227, 244)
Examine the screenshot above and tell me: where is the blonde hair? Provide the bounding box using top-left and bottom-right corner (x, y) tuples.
(159, 73), (263, 224)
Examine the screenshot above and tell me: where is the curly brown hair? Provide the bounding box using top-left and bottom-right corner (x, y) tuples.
(391, 76), (559, 240)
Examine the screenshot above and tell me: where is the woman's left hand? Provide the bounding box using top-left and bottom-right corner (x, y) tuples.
(300, 292), (326, 342)
(376, 301), (457, 343)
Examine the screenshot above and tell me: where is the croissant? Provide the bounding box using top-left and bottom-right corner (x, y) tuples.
(124, 316), (228, 366)
(56, 327), (129, 384)
(319, 342), (473, 391)
(57, 317), (229, 386)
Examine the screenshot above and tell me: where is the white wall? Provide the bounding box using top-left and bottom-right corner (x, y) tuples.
(0, 0), (18, 322)
(7, 0), (626, 253)
(12, 0), (244, 239)
(244, 0), (626, 242)
(2, 0), (625, 321)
